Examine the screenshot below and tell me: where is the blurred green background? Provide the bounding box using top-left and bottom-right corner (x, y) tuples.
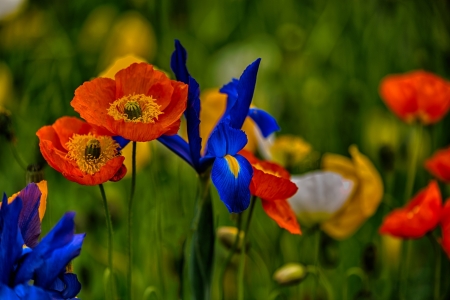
(1, 0), (450, 299)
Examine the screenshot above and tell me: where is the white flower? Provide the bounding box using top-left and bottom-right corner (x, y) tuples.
(288, 171), (354, 226)
(0, 0), (24, 19)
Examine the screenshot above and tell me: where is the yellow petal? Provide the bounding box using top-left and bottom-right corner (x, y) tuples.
(270, 134), (312, 167)
(321, 146), (383, 239)
(99, 54), (147, 79)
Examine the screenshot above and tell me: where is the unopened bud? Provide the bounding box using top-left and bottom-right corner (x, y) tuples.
(273, 263), (307, 286)
(26, 164), (44, 183)
(217, 226), (245, 251)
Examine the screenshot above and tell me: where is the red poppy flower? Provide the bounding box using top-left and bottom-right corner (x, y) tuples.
(36, 116), (126, 185)
(71, 62), (188, 142)
(240, 150), (301, 234)
(440, 199), (450, 259)
(425, 147), (450, 183)
(379, 71), (450, 124)
(379, 181), (442, 238)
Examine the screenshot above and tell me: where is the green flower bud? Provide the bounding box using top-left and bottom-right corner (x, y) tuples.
(26, 164), (44, 183)
(273, 263), (308, 286)
(217, 226), (245, 251)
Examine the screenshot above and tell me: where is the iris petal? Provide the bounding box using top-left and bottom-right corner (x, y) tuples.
(248, 108), (280, 138)
(158, 135), (194, 167)
(16, 183), (42, 248)
(170, 39), (190, 84)
(211, 154), (253, 213)
(185, 76), (202, 168)
(113, 136), (130, 150)
(205, 123), (248, 158)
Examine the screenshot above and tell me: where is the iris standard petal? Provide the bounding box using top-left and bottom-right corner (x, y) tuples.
(211, 154), (253, 213)
(185, 76), (202, 168)
(228, 59), (261, 130)
(0, 195), (24, 285)
(205, 123), (248, 158)
(219, 78), (239, 119)
(247, 108), (280, 138)
(170, 39), (190, 84)
(158, 135), (194, 167)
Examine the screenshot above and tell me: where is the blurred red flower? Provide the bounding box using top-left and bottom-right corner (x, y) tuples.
(379, 181), (442, 238)
(425, 147), (450, 183)
(240, 150), (301, 234)
(379, 71), (450, 124)
(441, 200), (450, 259)
(37, 116), (126, 185)
(71, 62), (188, 142)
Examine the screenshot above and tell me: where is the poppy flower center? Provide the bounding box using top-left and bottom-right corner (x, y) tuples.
(107, 94), (163, 123)
(66, 133), (119, 175)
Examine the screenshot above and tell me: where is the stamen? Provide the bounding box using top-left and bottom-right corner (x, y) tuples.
(107, 94), (163, 123)
(66, 133), (119, 175)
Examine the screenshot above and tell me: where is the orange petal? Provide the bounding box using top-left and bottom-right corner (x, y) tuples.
(36, 180), (47, 221)
(261, 199), (301, 234)
(425, 146), (450, 183)
(440, 199), (450, 259)
(251, 168), (298, 201)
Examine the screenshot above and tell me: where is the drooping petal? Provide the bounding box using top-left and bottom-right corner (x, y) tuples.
(379, 181), (442, 239)
(0, 195), (24, 285)
(440, 199), (450, 259)
(261, 200), (301, 234)
(288, 171), (354, 226)
(247, 108), (280, 138)
(425, 146), (450, 183)
(205, 123), (248, 158)
(158, 135), (194, 167)
(211, 154), (253, 213)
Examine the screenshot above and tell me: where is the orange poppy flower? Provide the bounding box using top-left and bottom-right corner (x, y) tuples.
(379, 181), (442, 239)
(379, 71), (450, 124)
(240, 150), (301, 234)
(440, 199), (450, 259)
(425, 146), (450, 183)
(36, 116), (126, 185)
(71, 62), (188, 142)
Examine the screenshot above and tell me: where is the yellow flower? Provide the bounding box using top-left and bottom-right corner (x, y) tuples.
(199, 89), (257, 153)
(320, 145), (383, 239)
(268, 135), (311, 167)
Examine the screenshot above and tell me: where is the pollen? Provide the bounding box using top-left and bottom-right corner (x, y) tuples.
(66, 133), (119, 175)
(107, 94), (163, 123)
(224, 155), (240, 178)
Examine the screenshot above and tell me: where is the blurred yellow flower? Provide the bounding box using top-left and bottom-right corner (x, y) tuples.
(98, 54), (146, 78)
(320, 145), (384, 240)
(199, 89), (257, 153)
(269, 135), (311, 167)
(98, 11), (156, 71)
(0, 62), (13, 106)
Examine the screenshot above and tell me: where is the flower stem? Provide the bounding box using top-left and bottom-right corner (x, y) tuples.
(237, 196), (257, 300)
(127, 141), (137, 300)
(99, 183), (115, 300)
(219, 213), (243, 300)
(9, 143), (27, 171)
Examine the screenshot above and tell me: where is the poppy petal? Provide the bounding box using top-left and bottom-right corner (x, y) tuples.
(440, 199), (450, 259)
(250, 168), (298, 201)
(425, 146), (450, 183)
(379, 181), (442, 238)
(205, 123), (248, 158)
(211, 154), (253, 213)
(247, 108), (280, 138)
(261, 200), (301, 234)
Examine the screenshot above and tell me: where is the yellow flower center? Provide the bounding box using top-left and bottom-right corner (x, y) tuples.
(107, 94), (163, 123)
(224, 155), (240, 178)
(66, 133), (119, 175)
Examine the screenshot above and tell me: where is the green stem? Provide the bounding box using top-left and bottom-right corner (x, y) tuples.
(127, 141), (137, 300)
(313, 229), (320, 297)
(237, 196), (257, 300)
(99, 184), (115, 300)
(427, 234), (441, 300)
(219, 214), (243, 300)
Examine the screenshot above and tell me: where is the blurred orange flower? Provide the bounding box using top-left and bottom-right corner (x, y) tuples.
(379, 181), (442, 239)
(240, 150), (301, 234)
(440, 199), (450, 259)
(379, 71), (450, 124)
(425, 146), (450, 183)
(71, 62), (188, 142)
(37, 116), (125, 186)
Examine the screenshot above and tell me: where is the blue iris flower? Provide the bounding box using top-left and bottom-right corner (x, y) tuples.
(0, 184), (85, 299)
(158, 40), (280, 213)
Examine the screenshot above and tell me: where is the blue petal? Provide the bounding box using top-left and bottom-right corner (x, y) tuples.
(219, 78), (239, 120)
(14, 212), (76, 285)
(211, 154), (253, 213)
(205, 123), (248, 158)
(247, 108), (280, 138)
(185, 76), (202, 169)
(0, 195), (24, 285)
(220, 59), (261, 130)
(113, 136), (130, 150)
(16, 183), (42, 248)
(0, 284), (18, 299)
(34, 233), (85, 289)
(170, 40), (190, 84)
(60, 273), (82, 298)
(158, 135), (194, 167)
(13, 284), (52, 300)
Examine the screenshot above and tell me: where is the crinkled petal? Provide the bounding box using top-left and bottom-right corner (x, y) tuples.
(247, 108), (280, 138)
(261, 200), (301, 234)
(0, 195), (24, 285)
(211, 155), (253, 213)
(205, 123), (248, 158)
